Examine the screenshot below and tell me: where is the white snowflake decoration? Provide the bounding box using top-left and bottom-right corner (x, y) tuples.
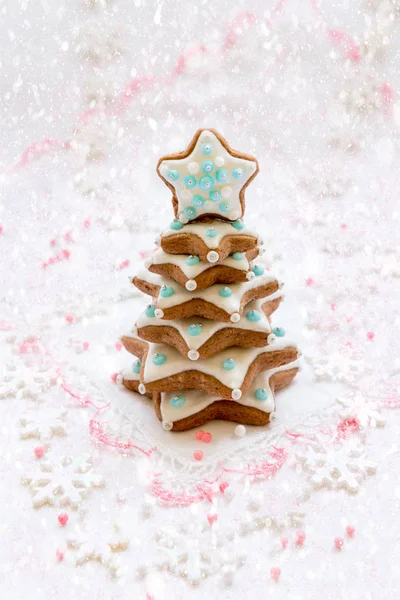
(0, 362), (57, 401)
(19, 407), (68, 440)
(67, 522), (128, 576)
(305, 351), (369, 386)
(22, 453), (104, 508)
(337, 393), (385, 428)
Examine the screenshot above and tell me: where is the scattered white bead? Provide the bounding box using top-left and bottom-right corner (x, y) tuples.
(162, 421), (173, 431)
(188, 161), (200, 175)
(230, 312), (240, 323)
(269, 411), (277, 420)
(185, 279), (197, 291)
(221, 186), (232, 199)
(234, 425), (247, 438)
(267, 334), (277, 344)
(232, 388), (242, 400)
(154, 309), (164, 318)
(188, 350), (200, 361)
(138, 384), (146, 395)
(215, 156), (225, 167)
(207, 250), (219, 263)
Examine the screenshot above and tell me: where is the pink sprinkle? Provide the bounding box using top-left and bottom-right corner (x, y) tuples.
(305, 277), (314, 287)
(367, 332), (375, 341)
(63, 231), (72, 241)
(56, 549), (64, 562)
(219, 481), (229, 494)
(280, 536), (288, 549)
(0, 225), (3, 234)
(111, 373), (118, 383)
(201, 432), (212, 443)
(83, 218), (91, 228)
(341, 223), (347, 229)
(207, 513), (218, 525)
(82, 342), (89, 351)
(62, 249), (70, 259)
(295, 530), (306, 546)
(270, 566), (281, 582)
(34, 446), (46, 459)
(330, 303), (336, 312)
(334, 537), (344, 550)
(346, 525), (356, 537)
(193, 450), (203, 461)
(65, 315), (75, 324)
(50, 238), (56, 247)
(195, 430), (204, 440)
(58, 512), (69, 526)
(115, 341), (123, 352)
(119, 259), (130, 270)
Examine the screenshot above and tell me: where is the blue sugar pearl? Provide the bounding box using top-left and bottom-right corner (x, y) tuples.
(192, 195), (205, 207)
(223, 358), (236, 371)
(216, 169), (228, 182)
(184, 175), (197, 188)
(167, 169), (179, 182)
(246, 309), (262, 322)
(255, 387), (268, 401)
(273, 327), (285, 337)
(232, 168), (244, 179)
(205, 227), (217, 238)
(202, 142), (213, 155)
(160, 285), (175, 298)
(145, 304), (156, 318)
(219, 201), (230, 213)
(231, 252), (244, 261)
(185, 255), (200, 266)
(202, 160), (214, 173)
(199, 175), (214, 191)
(252, 264), (265, 276)
(231, 220), (245, 230)
(152, 352), (167, 366)
(132, 359), (142, 374)
(184, 206), (197, 220)
(170, 220), (183, 230)
(187, 323), (203, 336)
(209, 190), (221, 203)
(219, 286), (232, 297)
(170, 394), (186, 408)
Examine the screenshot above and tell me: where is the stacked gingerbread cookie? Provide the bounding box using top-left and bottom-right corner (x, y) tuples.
(120, 129), (300, 432)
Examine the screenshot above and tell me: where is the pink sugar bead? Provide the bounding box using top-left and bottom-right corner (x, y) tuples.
(367, 332), (375, 341)
(195, 430), (204, 440)
(115, 341), (123, 351)
(83, 218), (91, 228)
(50, 238), (56, 246)
(305, 277), (314, 286)
(58, 512), (69, 526)
(193, 450), (203, 461)
(270, 566), (281, 582)
(111, 373), (118, 383)
(56, 549), (64, 562)
(219, 481), (229, 494)
(334, 537), (344, 550)
(201, 432), (212, 443)
(83, 342), (89, 351)
(280, 536), (288, 549)
(346, 525), (356, 537)
(295, 530), (306, 546)
(34, 446), (46, 459)
(65, 315), (75, 324)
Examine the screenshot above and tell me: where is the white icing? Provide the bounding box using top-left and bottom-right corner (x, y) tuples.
(122, 367), (141, 382)
(160, 359), (300, 423)
(134, 298), (274, 352)
(142, 339), (298, 390)
(149, 248), (249, 278)
(135, 268), (278, 317)
(161, 220), (257, 250)
(158, 130), (257, 221)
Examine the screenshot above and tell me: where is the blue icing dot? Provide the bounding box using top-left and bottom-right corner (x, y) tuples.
(185, 255), (200, 266)
(273, 327), (285, 337)
(219, 201), (230, 213)
(199, 175), (214, 191)
(209, 190), (221, 203)
(202, 142), (213, 155)
(231, 220), (245, 230)
(152, 353), (167, 366)
(205, 227), (217, 238)
(145, 304), (156, 318)
(232, 168), (244, 179)
(192, 195), (205, 207)
(252, 264), (265, 276)
(231, 252), (244, 261)
(160, 285), (175, 298)
(167, 169), (179, 182)
(184, 206), (197, 220)
(223, 358), (236, 371)
(132, 359), (142, 374)
(187, 323), (203, 336)
(246, 309), (262, 322)
(255, 387), (268, 401)
(184, 175), (197, 188)
(170, 394), (186, 408)
(216, 169), (228, 182)
(219, 286), (232, 297)
(170, 220), (184, 230)
(202, 160), (214, 173)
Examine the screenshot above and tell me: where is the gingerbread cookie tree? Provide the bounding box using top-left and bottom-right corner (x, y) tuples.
(120, 129), (300, 432)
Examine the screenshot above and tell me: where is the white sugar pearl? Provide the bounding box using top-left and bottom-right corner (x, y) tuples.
(232, 388), (242, 400)
(188, 349), (200, 361)
(154, 309), (164, 318)
(269, 411), (276, 420)
(234, 424), (247, 437)
(143, 257), (152, 268)
(207, 250), (219, 263)
(230, 312), (240, 323)
(188, 162), (200, 175)
(185, 279), (197, 291)
(229, 210), (240, 220)
(138, 383), (146, 395)
(221, 186), (232, 199)
(215, 156), (225, 167)
(267, 333), (277, 344)
(246, 271), (255, 281)
(116, 373), (123, 385)
(181, 189), (192, 200)
(162, 420), (173, 431)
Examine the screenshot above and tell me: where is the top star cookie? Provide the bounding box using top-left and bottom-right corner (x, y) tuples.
(157, 129), (259, 223)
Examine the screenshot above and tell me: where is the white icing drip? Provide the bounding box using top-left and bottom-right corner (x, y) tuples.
(142, 339), (298, 389)
(161, 220), (257, 250)
(134, 298), (273, 351)
(135, 268), (278, 316)
(149, 248), (249, 278)
(160, 359), (300, 423)
(159, 130), (257, 221)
